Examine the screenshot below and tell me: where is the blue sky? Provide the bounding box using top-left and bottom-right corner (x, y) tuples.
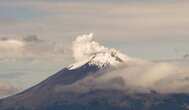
(0, 0), (189, 97)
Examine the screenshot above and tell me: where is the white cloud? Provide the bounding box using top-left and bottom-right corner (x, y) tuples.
(0, 39), (25, 53)
(0, 35), (67, 62)
(96, 60), (189, 93)
(1, 2), (189, 42)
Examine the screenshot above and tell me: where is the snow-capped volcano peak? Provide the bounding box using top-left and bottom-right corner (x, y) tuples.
(68, 33), (129, 70)
(89, 48), (127, 67)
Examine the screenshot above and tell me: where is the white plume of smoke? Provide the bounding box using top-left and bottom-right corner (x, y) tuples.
(72, 33), (129, 68)
(72, 33), (100, 62)
(70, 33), (189, 94)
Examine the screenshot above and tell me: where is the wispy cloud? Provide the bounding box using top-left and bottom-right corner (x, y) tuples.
(0, 35), (67, 62)
(1, 1), (189, 41)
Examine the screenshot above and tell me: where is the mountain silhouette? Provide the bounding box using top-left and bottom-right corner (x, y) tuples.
(0, 60), (189, 110)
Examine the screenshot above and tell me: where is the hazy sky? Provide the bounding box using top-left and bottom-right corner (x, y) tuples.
(0, 0), (189, 97)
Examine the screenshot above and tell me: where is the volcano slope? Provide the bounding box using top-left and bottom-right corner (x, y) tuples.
(0, 62), (189, 110)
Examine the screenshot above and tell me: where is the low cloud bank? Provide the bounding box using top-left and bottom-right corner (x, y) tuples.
(97, 59), (189, 93)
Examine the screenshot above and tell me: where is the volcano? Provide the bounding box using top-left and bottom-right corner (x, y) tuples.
(0, 34), (189, 110)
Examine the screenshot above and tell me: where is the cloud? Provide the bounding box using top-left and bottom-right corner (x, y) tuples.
(1, 1), (189, 41)
(0, 38), (25, 60)
(0, 35), (66, 62)
(22, 35), (42, 42)
(184, 54), (189, 59)
(96, 60), (189, 93)
(0, 38), (25, 51)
